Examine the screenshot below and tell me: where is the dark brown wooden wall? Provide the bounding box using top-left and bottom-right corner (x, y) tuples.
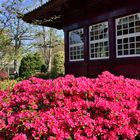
(63, 0), (140, 78)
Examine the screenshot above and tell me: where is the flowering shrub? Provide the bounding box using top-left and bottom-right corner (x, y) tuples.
(0, 80), (17, 91)
(0, 71), (140, 140)
(0, 70), (8, 80)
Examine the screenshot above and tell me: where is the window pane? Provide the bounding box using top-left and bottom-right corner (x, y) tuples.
(123, 24), (128, 28)
(124, 50), (128, 55)
(130, 37), (135, 42)
(123, 38), (128, 43)
(136, 20), (140, 26)
(118, 39), (122, 44)
(116, 13), (140, 57)
(69, 28), (84, 61)
(136, 42), (140, 48)
(130, 49), (135, 54)
(136, 26), (140, 32)
(129, 16), (134, 22)
(130, 43), (135, 49)
(136, 49), (140, 54)
(117, 30), (122, 36)
(129, 28), (134, 33)
(124, 44), (128, 49)
(129, 22), (134, 28)
(117, 25), (122, 30)
(123, 29), (128, 34)
(118, 45), (122, 50)
(89, 22), (109, 59)
(118, 51), (122, 55)
(69, 29), (84, 45)
(136, 36), (140, 41)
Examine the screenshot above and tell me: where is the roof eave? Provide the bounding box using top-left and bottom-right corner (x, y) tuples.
(22, 0), (69, 29)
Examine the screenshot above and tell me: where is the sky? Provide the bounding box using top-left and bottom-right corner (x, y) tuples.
(0, 0), (63, 36)
(23, 0), (47, 12)
(0, 0), (47, 12)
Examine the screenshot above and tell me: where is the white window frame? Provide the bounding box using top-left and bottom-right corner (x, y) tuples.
(89, 22), (109, 60)
(116, 13), (140, 58)
(69, 28), (84, 62)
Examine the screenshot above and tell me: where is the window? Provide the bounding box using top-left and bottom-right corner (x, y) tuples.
(69, 28), (84, 61)
(116, 13), (140, 57)
(89, 22), (109, 60)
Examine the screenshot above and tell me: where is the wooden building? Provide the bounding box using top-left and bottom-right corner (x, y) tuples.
(23, 0), (140, 78)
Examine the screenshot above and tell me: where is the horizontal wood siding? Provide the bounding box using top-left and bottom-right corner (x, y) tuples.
(65, 62), (87, 77)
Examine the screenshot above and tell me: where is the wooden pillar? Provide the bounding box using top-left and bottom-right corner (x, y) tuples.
(84, 26), (89, 77)
(108, 18), (116, 73)
(64, 30), (69, 75)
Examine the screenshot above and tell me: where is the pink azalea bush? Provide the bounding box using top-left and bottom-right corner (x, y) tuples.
(0, 71), (140, 140)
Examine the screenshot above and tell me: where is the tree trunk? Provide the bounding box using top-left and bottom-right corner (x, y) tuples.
(48, 47), (52, 72)
(14, 43), (18, 71)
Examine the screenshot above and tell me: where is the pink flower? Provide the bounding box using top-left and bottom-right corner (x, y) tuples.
(0, 137), (4, 140)
(0, 72), (139, 139)
(13, 133), (27, 140)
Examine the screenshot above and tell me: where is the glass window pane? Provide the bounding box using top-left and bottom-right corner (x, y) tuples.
(123, 24), (128, 28)
(136, 36), (140, 41)
(124, 50), (128, 55)
(118, 39), (122, 44)
(89, 21), (109, 59)
(129, 22), (134, 28)
(136, 20), (140, 26)
(129, 16), (134, 22)
(130, 49), (135, 54)
(91, 54), (94, 58)
(116, 13), (140, 57)
(117, 30), (122, 36)
(99, 34), (103, 39)
(104, 41), (108, 46)
(130, 43), (135, 49)
(136, 26), (140, 32)
(69, 28), (84, 61)
(90, 37), (94, 41)
(118, 51), (122, 55)
(118, 45), (122, 50)
(123, 29), (128, 34)
(124, 44), (128, 49)
(136, 42), (140, 48)
(130, 37), (135, 42)
(117, 25), (122, 30)
(69, 29), (84, 44)
(123, 38), (128, 43)
(129, 28), (134, 33)
(136, 49), (140, 54)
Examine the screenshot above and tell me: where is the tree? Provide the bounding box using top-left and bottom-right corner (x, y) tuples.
(34, 26), (64, 73)
(53, 51), (64, 76)
(32, 0), (64, 73)
(0, 0), (33, 72)
(0, 0), (64, 74)
(19, 53), (44, 78)
(0, 30), (15, 73)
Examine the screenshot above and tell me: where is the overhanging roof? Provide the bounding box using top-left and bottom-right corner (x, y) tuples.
(22, 0), (124, 29)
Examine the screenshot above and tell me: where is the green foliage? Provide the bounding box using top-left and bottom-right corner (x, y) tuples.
(41, 64), (47, 73)
(0, 31), (11, 48)
(53, 51), (64, 76)
(0, 80), (17, 91)
(34, 27), (64, 73)
(0, 31), (15, 70)
(33, 72), (62, 80)
(19, 53), (44, 79)
(0, 0), (33, 71)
